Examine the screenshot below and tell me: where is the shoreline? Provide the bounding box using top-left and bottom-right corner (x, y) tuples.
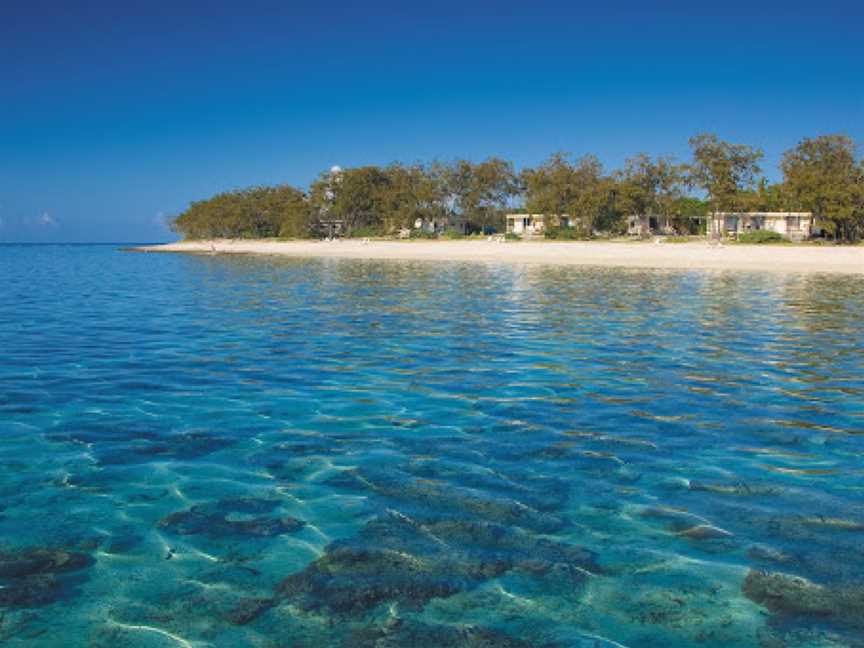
(133, 239), (864, 275)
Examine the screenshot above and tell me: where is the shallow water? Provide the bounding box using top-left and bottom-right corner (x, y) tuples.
(1, 244), (863, 647)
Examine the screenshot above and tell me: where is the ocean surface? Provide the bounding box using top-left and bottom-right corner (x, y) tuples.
(1, 244), (863, 648)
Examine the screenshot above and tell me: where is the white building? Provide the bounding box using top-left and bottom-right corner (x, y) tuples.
(505, 214), (574, 237)
(412, 216), (466, 235)
(627, 214), (706, 237)
(707, 212), (815, 241)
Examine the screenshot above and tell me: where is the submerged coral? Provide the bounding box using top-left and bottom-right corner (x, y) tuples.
(227, 511), (598, 625)
(159, 498), (305, 538)
(743, 570), (864, 630)
(688, 480), (783, 497)
(676, 525), (734, 540)
(0, 548), (93, 608)
(324, 467), (566, 533)
(349, 617), (551, 648)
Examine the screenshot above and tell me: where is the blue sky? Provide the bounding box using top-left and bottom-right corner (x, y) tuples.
(1, 0), (862, 242)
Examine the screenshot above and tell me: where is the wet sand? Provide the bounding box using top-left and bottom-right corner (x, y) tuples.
(135, 239), (864, 274)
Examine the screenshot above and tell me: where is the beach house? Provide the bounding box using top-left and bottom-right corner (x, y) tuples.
(627, 215), (677, 237)
(413, 217), (445, 234)
(316, 219), (345, 238)
(412, 215), (467, 235)
(707, 212), (815, 241)
(505, 214), (575, 237)
(627, 214), (706, 237)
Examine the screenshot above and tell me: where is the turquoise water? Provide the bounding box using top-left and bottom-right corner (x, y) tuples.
(1, 244), (863, 647)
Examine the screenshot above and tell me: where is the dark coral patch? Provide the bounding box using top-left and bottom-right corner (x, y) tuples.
(403, 459), (570, 513)
(324, 468), (566, 534)
(422, 518), (603, 576)
(223, 596), (277, 625)
(277, 545), (470, 615)
(0, 549), (92, 579)
(743, 570), (864, 630)
(227, 511), (598, 623)
(159, 498), (304, 538)
(104, 533), (144, 555)
(350, 618), (554, 647)
(83, 429), (235, 466)
(0, 549), (94, 608)
(131, 431), (234, 460)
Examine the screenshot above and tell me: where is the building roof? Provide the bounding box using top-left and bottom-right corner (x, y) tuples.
(711, 212), (812, 217)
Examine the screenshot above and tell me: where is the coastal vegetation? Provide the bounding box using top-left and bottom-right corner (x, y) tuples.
(172, 133), (864, 243)
(735, 230), (786, 244)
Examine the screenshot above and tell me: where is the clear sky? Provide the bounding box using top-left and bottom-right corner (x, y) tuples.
(1, 0), (862, 242)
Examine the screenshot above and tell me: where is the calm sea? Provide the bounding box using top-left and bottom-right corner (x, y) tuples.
(1, 244), (863, 647)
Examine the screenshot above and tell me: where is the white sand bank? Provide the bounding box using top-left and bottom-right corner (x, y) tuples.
(134, 239), (864, 274)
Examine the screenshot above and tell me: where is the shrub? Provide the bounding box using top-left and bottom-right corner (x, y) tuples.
(441, 230), (465, 240)
(504, 232), (521, 241)
(736, 230), (787, 244)
(545, 226), (590, 240)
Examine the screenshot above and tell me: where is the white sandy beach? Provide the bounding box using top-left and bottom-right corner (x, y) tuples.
(136, 239), (864, 274)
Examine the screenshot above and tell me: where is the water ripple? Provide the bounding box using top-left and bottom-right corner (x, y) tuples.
(0, 245), (863, 647)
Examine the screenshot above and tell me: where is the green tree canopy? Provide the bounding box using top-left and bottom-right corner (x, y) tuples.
(169, 132), (861, 243)
(382, 163), (449, 229)
(781, 135), (863, 241)
(521, 153), (612, 235)
(309, 166), (393, 234)
(172, 184), (311, 239)
(688, 133), (763, 212)
(445, 158), (518, 232)
(615, 154), (685, 219)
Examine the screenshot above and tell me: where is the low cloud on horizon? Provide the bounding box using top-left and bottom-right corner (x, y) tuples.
(31, 212), (59, 228)
(2, 207), (182, 243)
(0, 210), (63, 242)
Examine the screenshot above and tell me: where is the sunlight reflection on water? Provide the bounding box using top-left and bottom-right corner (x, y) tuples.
(1, 245), (863, 647)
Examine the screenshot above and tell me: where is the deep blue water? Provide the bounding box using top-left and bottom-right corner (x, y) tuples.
(1, 244), (863, 647)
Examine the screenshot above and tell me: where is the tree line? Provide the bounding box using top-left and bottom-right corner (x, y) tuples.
(172, 133), (864, 242)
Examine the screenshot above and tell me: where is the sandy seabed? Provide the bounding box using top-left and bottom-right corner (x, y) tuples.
(135, 239), (864, 274)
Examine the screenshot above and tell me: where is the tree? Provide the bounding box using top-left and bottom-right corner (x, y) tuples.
(445, 158), (518, 232)
(615, 154), (686, 229)
(275, 187), (314, 238)
(521, 152), (576, 216)
(781, 135), (863, 242)
(569, 155), (612, 234)
(169, 134), (861, 242)
(688, 133), (763, 212)
(380, 163), (449, 230)
(737, 178), (789, 212)
(309, 166), (393, 235)
(521, 153), (611, 235)
(171, 184), (311, 239)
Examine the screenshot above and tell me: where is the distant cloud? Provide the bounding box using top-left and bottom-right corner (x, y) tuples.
(151, 211), (173, 234)
(38, 212), (59, 227)
(0, 210), (65, 241)
(24, 212), (59, 228)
